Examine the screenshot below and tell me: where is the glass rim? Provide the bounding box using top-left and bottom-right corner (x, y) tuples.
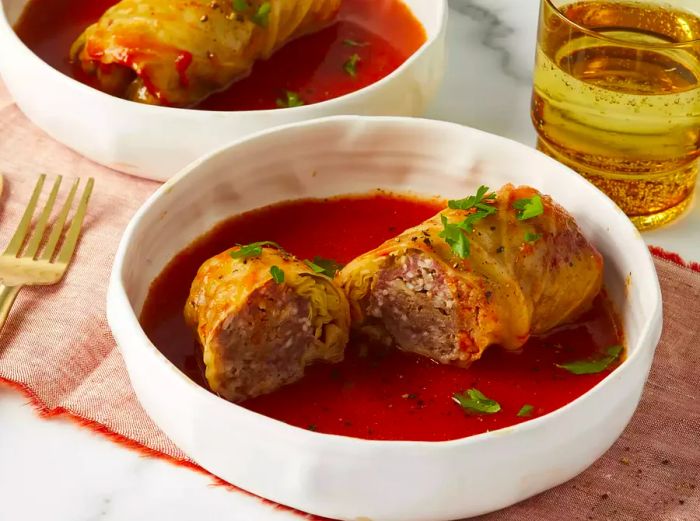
(544, 0), (700, 48)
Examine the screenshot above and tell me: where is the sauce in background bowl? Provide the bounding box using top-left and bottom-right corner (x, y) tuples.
(14, 0), (426, 110)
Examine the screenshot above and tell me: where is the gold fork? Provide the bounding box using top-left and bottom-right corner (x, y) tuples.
(0, 175), (94, 332)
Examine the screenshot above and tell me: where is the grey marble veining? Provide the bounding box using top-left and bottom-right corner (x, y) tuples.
(448, 0), (531, 83)
(426, 1), (540, 144)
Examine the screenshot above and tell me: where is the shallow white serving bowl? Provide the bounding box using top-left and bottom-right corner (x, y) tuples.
(0, 0), (447, 181)
(107, 117), (662, 521)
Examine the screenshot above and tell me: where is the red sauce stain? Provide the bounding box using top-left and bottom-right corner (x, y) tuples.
(13, 0), (426, 110)
(174, 51), (193, 88)
(140, 194), (624, 442)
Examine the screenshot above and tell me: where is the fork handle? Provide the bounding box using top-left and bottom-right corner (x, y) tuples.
(0, 284), (22, 334)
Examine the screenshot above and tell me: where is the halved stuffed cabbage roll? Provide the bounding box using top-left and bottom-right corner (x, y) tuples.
(185, 243), (350, 402)
(337, 184), (603, 367)
(70, 0), (341, 107)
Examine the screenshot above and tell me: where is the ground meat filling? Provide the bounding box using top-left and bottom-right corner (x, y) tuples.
(212, 281), (319, 401)
(366, 252), (461, 364)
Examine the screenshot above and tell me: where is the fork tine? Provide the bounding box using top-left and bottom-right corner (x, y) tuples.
(39, 178), (79, 262)
(55, 178), (94, 265)
(3, 174), (46, 256)
(23, 176), (62, 259)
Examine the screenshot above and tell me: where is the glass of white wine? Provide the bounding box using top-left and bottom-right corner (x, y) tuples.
(531, 0), (700, 230)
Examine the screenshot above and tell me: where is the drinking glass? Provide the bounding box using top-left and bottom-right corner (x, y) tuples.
(531, 0), (700, 230)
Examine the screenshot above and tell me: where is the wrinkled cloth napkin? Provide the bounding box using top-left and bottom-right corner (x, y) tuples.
(0, 82), (699, 521)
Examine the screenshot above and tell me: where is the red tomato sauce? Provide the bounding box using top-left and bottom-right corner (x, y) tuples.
(13, 0), (426, 110)
(140, 194), (624, 442)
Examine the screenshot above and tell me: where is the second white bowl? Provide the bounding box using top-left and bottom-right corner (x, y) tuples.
(0, 0), (447, 180)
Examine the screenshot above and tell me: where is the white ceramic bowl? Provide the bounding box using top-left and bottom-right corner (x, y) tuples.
(107, 117), (662, 521)
(0, 0), (447, 181)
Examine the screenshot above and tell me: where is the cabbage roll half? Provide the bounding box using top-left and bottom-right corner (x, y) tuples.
(185, 243), (350, 402)
(338, 184), (604, 367)
(70, 0), (341, 107)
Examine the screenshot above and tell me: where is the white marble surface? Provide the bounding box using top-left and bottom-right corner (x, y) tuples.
(1, 1), (699, 520)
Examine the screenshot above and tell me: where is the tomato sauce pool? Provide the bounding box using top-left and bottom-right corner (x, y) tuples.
(13, 0), (426, 110)
(139, 194), (624, 442)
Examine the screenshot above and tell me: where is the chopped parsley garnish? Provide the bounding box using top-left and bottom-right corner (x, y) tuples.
(305, 260), (324, 273)
(232, 0), (249, 11)
(517, 404), (534, 417)
(343, 39), (368, 47)
(524, 232), (542, 243)
(439, 214), (470, 259)
(343, 53), (361, 77)
(513, 194), (544, 220)
(251, 1), (271, 26)
(439, 186), (497, 259)
(448, 185), (496, 213)
(230, 241), (280, 259)
(276, 90), (305, 108)
(269, 265), (285, 284)
(305, 256), (344, 278)
(452, 388), (501, 415)
(556, 345), (623, 375)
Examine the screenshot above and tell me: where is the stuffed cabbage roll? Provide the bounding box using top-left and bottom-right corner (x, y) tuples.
(337, 184), (603, 367)
(185, 243), (350, 402)
(70, 0), (341, 107)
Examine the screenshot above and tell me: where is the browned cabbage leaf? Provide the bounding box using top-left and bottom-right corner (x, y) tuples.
(185, 245), (350, 402)
(337, 184), (604, 367)
(70, 0), (341, 107)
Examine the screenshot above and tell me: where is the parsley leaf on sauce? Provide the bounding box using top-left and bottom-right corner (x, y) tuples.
(269, 265), (285, 284)
(556, 345), (623, 375)
(343, 39), (368, 47)
(230, 241), (279, 259)
(452, 388), (501, 415)
(252, 1), (271, 26)
(276, 90), (305, 108)
(344, 53), (361, 77)
(513, 194), (544, 220)
(517, 404), (534, 417)
(305, 257), (344, 278)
